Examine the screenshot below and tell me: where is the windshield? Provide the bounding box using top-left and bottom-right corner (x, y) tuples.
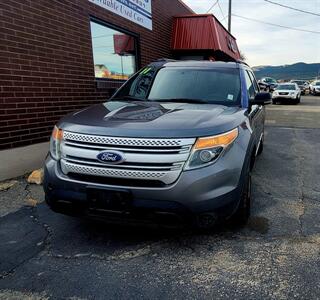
(315, 81), (320, 86)
(114, 67), (241, 105)
(265, 78), (277, 83)
(276, 84), (296, 90)
(292, 80), (304, 85)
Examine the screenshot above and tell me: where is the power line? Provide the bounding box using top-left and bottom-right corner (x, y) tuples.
(217, 1), (227, 21)
(264, 0), (320, 17)
(221, 14), (229, 22)
(206, 0), (219, 13)
(232, 13), (320, 34)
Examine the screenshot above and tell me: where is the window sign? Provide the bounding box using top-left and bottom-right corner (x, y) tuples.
(89, 0), (152, 30)
(90, 21), (137, 80)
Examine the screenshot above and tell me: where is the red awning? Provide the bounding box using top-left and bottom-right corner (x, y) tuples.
(171, 14), (240, 61)
(113, 34), (135, 56)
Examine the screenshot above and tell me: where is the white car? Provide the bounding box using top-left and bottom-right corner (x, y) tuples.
(309, 80), (320, 95)
(272, 83), (301, 105)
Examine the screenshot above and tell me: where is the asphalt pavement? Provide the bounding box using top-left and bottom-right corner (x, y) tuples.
(0, 95), (320, 300)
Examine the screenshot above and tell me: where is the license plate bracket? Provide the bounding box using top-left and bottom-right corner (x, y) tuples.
(87, 187), (132, 211)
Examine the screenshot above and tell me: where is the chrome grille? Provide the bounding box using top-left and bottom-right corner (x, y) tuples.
(60, 131), (195, 186)
(63, 131), (191, 147)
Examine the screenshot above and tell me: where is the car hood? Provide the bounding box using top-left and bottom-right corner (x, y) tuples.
(58, 100), (247, 138)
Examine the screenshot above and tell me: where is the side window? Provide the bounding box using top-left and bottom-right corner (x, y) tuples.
(244, 71), (255, 99)
(248, 71), (259, 93)
(114, 67), (156, 99)
(129, 68), (156, 98)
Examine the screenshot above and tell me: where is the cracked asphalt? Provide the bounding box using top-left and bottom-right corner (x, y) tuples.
(0, 95), (320, 300)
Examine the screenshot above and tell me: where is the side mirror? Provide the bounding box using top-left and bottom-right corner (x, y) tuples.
(250, 92), (272, 105)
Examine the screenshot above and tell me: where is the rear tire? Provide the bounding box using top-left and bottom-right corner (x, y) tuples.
(231, 171), (252, 226)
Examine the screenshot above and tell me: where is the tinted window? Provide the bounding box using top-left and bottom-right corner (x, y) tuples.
(265, 78), (277, 83)
(90, 21), (136, 80)
(244, 71), (255, 99)
(116, 67), (156, 99)
(148, 68), (241, 104)
(248, 71), (259, 93)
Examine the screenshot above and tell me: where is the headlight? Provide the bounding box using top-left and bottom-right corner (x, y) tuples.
(50, 125), (63, 160)
(290, 92), (295, 95)
(184, 128), (238, 170)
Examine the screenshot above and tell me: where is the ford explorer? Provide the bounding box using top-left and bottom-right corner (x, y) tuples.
(44, 60), (271, 228)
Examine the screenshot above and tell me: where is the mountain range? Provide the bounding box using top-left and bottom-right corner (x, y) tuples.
(252, 62), (320, 81)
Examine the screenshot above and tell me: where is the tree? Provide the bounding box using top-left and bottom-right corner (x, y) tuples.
(240, 51), (246, 61)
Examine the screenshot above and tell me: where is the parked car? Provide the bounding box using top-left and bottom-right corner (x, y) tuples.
(290, 80), (309, 95)
(309, 80), (320, 95)
(44, 60), (271, 228)
(258, 77), (278, 92)
(272, 83), (301, 104)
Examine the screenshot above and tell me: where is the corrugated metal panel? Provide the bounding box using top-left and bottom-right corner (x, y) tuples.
(171, 14), (240, 61)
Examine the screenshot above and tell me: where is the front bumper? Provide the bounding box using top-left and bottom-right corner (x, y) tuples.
(272, 95), (297, 100)
(43, 140), (247, 226)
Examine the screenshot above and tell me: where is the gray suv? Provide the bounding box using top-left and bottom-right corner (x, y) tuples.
(44, 60), (271, 228)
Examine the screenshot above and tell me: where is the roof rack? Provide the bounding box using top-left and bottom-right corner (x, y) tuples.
(148, 58), (177, 67)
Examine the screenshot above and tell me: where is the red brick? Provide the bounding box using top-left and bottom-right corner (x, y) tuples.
(0, 0), (192, 150)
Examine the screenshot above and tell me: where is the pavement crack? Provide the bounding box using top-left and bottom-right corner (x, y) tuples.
(0, 253), (38, 280)
(0, 206), (52, 280)
(29, 207), (53, 255)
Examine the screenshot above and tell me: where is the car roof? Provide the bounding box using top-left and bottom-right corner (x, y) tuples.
(149, 60), (243, 69)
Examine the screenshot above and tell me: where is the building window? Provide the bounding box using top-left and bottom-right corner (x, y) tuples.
(90, 20), (137, 80)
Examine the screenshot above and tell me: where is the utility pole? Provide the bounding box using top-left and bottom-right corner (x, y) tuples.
(228, 0), (232, 33)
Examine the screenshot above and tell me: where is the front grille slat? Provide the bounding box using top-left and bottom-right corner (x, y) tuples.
(64, 141), (191, 154)
(60, 131), (195, 186)
(64, 157), (184, 171)
(63, 131), (194, 147)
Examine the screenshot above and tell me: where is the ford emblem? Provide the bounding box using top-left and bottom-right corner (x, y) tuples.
(97, 151), (125, 164)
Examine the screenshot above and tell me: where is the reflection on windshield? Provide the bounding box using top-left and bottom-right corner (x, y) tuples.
(148, 68), (241, 104)
(114, 67), (241, 105)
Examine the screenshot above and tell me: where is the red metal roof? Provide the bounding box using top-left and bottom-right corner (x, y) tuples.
(171, 14), (240, 61)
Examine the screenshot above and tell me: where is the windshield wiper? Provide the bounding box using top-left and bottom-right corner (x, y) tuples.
(154, 98), (209, 104)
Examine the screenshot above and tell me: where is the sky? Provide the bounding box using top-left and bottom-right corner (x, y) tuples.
(182, 0), (320, 66)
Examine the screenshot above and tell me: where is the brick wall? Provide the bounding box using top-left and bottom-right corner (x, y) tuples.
(0, 0), (192, 150)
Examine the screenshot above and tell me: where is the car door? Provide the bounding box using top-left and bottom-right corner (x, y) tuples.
(296, 83), (301, 96)
(245, 70), (265, 149)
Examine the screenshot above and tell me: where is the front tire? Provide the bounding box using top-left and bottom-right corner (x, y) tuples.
(231, 171), (252, 226)
(257, 137), (264, 155)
